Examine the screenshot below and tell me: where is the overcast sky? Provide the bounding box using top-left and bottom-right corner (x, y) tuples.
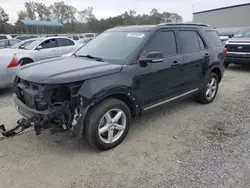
(0, 0), (249, 23)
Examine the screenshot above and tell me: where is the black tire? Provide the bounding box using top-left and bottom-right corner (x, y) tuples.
(195, 72), (219, 104)
(224, 61), (229, 68)
(84, 98), (131, 150)
(20, 58), (33, 66)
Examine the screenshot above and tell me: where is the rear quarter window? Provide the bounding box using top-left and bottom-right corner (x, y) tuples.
(206, 30), (223, 47)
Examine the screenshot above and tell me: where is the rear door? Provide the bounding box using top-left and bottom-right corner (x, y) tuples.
(31, 39), (59, 61)
(177, 29), (210, 91)
(56, 38), (76, 56)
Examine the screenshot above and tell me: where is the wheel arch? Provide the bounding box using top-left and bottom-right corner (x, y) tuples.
(210, 67), (222, 82)
(19, 57), (34, 66)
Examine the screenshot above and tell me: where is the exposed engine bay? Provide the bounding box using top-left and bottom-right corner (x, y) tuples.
(0, 76), (86, 137)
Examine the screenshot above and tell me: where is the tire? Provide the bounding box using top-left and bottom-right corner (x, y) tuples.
(224, 61), (229, 68)
(195, 72), (219, 104)
(84, 98), (131, 150)
(20, 58), (33, 66)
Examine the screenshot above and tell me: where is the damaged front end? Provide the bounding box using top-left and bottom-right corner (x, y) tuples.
(1, 76), (88, 138)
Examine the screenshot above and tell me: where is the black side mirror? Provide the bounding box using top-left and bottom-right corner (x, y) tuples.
(228, 34), (234, 38)
(139, 51), (164, 64)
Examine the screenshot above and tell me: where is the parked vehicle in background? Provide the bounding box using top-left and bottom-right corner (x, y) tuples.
(12, 23), (224, 150)
(0, 34), (12, 40)
(216, 27), (241, 44)
(15, 35), (37, 41)
(0, 39), (21, 49)
(0, 37), (82, 89)
(68, 35), (85, 44)
(224, 27), (250, 68)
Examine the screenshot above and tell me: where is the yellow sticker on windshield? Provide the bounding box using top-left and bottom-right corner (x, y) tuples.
(127, 33), (145, 38)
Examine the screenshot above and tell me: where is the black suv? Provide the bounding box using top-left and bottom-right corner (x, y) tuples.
(12, 23), (224, 150)
(224, 27), (250, 68)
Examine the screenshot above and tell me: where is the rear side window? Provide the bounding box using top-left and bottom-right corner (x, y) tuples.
(179, 30), (201, 53)
(146, 31), (177, 57)
(72, 36), (79, 40)
(57, 38), (75, 47)
(206, 30), (223, 47)
(0, 36), (7, 40)
(0, 40), (6, 47)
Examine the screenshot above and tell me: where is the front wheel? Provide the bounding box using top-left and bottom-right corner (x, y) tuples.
(84, 98), (131, 150)
(195, 72), (219, 104)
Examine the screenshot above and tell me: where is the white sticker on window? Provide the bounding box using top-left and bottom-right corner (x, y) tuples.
(127, 33), (145, 38)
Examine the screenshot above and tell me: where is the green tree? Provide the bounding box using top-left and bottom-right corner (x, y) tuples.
(0, 7), (9, 33)
(24, 1), (36, 20)
(34, 2), (51, 21)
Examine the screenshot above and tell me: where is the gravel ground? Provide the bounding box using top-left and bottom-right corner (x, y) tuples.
(0, 65), (250, 188)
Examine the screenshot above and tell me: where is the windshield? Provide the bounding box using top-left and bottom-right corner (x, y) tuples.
(234, 28), (250, 38)
(22, 39), (44, 50)
(75, 31), (147, 62)
(10, 40), (35, 49)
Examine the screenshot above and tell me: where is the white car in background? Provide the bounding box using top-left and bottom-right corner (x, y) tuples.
(0, 37), (83, 89)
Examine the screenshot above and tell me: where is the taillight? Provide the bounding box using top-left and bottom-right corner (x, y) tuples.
(7, 57), (19, 68)
(223, 48), (227, 56)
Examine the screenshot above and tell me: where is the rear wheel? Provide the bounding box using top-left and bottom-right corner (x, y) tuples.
(84, 98), (131, 150)
(195, 72), (219, 104)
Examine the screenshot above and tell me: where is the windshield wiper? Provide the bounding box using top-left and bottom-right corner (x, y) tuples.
(76, 54), (104, 62)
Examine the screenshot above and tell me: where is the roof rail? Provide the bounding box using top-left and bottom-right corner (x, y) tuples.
(158, 23), (210, 27)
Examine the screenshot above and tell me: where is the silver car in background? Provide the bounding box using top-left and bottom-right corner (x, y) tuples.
(0, 37), (83, 89)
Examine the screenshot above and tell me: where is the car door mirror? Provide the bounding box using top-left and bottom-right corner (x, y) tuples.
(228, 34), (234, 38)
(139, 51), (164, 64)
(36, 46), (43, 50)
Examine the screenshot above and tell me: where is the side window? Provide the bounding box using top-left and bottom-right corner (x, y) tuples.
(72, 36), (79, 40)
(0, 36), (7, 40)
(179, 30), (201, 53)
(41, 39), (57, 49)
(206, 30), (223, 47)
(9, 40), (20, 46)
(0, 40), (6, 47)
(197, 35), (205, 50)
(146, 31), (177, 57)
(57, 38), (75, 47)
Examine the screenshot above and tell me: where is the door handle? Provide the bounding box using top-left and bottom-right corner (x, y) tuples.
(204, 53), (210, 58)
(171, 61), (181, 67)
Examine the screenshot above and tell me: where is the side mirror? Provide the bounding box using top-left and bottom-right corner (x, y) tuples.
(228, 34), (234, 38)
(139, 51), (164, 64)
(36, 46), (43, 50)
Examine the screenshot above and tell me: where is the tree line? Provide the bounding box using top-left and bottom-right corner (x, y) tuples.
(0, 1), (183, 34)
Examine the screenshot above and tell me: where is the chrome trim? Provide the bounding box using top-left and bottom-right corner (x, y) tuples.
(143, 88), (199, 111)
(152, 59), (164, 63)
(227, 43), (250, 45)
(227, 52), (250, 55)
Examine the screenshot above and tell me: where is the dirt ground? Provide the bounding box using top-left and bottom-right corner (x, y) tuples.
(0, 65), (250, 188)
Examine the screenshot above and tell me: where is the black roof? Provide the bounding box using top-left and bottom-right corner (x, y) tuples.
(108, 23), (210, 32)
(193, 3), (250, 14)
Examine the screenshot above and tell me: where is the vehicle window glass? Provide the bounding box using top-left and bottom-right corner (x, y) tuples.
(146, 31), (177, 57)
(0, 36), (7, 40)
(79, 35), (84, 38)
(0, 40), (5, 47)
(41, 39), (57, 49)
(22, 39), (43, 50)
(9, 40), (20, 46)
(57, 38), (75, 47)
(74, 31), (147, 62)
(73, 36), (79, 40)
(206, 30), (223, 47)
(197, 35), (205, 49)
(179, 30), (200, 53)
(84, 34), (94, 38)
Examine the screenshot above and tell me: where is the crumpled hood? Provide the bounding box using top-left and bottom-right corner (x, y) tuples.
(16, 57), (123, 84)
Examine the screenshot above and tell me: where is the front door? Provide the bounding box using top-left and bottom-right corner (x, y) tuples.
(32, 39), (59, 61)
(134, 30), (183, 107)
(177, 29), (210, 91)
